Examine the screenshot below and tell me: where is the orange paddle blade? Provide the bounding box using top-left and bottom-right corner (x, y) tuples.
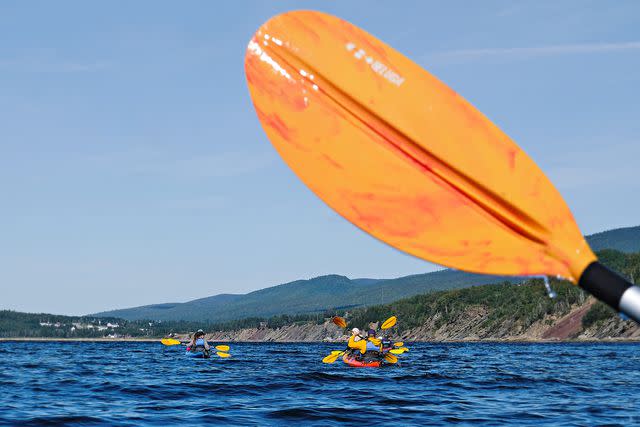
(332, 316), (347, 328)
(245, 11), (595, 282)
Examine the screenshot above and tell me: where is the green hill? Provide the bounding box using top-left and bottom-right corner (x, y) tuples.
(93, 225), (639, 323)
(94, 272), (508, 322)
(346, 249), (640, 337)
(586, 225), (640, 252)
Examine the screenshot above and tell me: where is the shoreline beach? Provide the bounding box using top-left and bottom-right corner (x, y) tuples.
(2, 337), (639, 343)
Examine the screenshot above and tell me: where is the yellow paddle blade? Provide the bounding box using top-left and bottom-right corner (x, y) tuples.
(215, 345), (230, 352)
(384, 353), (398, 364)
(399, 347), (409, 353)
(323, 352), (343, 364)
(160, 338), (181, 346)
(216, 352), (231, 358)
(332, 316), (347, 328)
(381, 316), (397, 330)
(331, 350), (344, 355)
(394, 342), (404, 348)
(245, 10), (596, 282)
(389, 349), (404, 355)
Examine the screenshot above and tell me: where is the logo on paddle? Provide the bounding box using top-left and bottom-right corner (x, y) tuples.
(345, 42), (404, 87)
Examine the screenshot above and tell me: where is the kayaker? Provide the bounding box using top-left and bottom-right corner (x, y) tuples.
(186, 329), (210, 353)
(347, 328), (367, 357)
(365, 328), (381, 352)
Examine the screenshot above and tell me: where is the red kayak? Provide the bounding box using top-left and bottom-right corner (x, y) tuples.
(342, 353), (382, 368)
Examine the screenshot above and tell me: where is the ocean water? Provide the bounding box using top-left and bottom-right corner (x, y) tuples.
(0, 341), (638, 426)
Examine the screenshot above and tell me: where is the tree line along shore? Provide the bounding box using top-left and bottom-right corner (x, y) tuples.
(2, 249), (639, 342)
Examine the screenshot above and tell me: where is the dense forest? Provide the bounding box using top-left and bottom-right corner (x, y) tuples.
(346, 249), (640, 334)
(0, 311), (204, 339)
(0, 310), (325, 339)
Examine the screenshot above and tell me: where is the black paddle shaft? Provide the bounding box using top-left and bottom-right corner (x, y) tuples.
(579, 261), (640, 323)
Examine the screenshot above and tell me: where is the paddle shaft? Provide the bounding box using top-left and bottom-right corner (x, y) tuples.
(579, 262), (640, 322)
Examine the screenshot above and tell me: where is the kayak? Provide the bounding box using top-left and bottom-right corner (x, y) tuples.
(342, 353), (381, 368)
(185, 350), (210, 359)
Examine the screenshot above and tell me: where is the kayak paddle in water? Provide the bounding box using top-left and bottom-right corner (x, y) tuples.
(244, 10), (640, 323)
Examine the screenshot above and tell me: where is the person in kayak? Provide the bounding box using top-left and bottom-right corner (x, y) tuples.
(347, 328), (368, 359)
(347, 327), (382, 362)
(365, 328), (381, 352)
(348, 328), (363, 346)
(186, 329), (210, 354)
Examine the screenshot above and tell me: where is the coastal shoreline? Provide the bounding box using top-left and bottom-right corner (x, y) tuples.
(2, 337), (640, 343)
(0, 337), (161, 343)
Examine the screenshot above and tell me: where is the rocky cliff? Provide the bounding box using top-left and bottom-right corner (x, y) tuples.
(191, 297), (639, 343)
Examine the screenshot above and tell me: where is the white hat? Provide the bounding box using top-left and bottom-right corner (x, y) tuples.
(351, 328), (360, 334)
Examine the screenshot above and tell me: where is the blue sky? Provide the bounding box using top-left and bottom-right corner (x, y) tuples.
(1, 1), (639, 315)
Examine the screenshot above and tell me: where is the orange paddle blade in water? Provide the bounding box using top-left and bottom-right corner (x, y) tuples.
(245, 11), (595, 283)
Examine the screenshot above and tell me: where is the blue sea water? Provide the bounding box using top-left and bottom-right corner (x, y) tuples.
(0, 341), (639, 426)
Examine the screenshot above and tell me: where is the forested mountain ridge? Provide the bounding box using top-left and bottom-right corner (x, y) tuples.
(93, 226), (640, 322)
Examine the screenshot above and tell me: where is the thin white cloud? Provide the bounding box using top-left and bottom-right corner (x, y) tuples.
(428, 41), (640, 63)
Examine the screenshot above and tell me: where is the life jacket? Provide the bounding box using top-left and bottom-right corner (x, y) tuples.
(189, 337), (206, 352)
(365, 341), (380, 352)
(348, 335), (368, 354)
(366, 336), (382, 351)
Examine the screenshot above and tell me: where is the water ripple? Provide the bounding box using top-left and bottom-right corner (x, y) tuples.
(1, 342), (639, 426)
